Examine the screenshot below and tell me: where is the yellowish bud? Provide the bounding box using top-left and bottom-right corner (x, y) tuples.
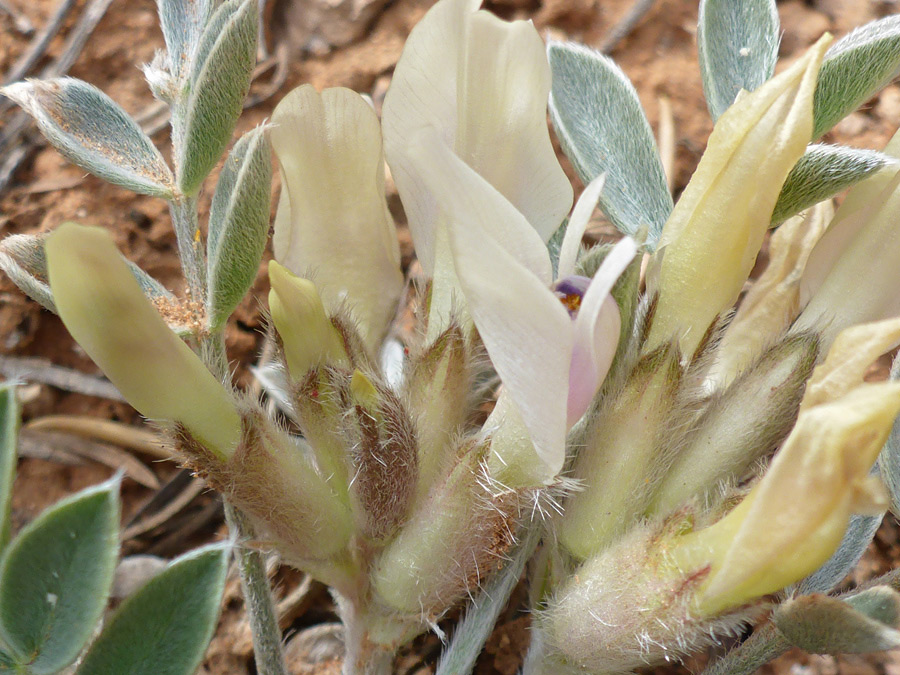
(268, 260), (348, 379)
(646, 36), (830, 356)
(672, 380), (900, 616)
(46, 223), (241, 458)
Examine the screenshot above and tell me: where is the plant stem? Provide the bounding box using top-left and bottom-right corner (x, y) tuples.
(166, 72), (287, 675)
(225, 503), (289, 675)
(337, 596), (395, 675)
(168, 194), (205, 303)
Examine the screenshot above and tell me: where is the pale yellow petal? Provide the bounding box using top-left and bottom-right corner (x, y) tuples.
(708, 201), (831, 387)
(800, 316), (900, 412)
(675, 381), (900, 615)
(800, 127), (900, 304)
(268, 261), (348, 379)
(796, 165), (900, 346)
(646, 37), (830, 357)
(46, 224), (241, 458)
(271, 85), (403, 353)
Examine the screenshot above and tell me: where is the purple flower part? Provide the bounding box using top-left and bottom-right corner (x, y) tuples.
(554, 275), (592, 298)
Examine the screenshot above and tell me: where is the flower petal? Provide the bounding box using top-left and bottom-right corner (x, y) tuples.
(568, 296), (619, 426)
(678, 381), (900, 615)
(800, 127), (900, 303)
(407, 130), (571, 478)
(46, 224), (241, 458)
(800, 317), (900, 412)
(456, 11), (573, 240)
(271, 85), (403, 353)
(382, 0), (572, 273)
(409, 128), (553, 283)
(646, 36), (829, 357)
(557, 174), (606, 279)
(268, 261), (348, 379)
(708, 201), (831, 388)
(568, 237), (636, 424)
(381, 0), (481, 273)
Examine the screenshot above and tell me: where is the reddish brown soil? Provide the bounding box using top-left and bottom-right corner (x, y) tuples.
(2, 0), (900, 673)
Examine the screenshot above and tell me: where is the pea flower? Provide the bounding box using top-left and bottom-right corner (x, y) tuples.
(270, 84), (403, 355)
(403, 127), (636, 486)
(646, 35), (830, 358)
(538, 318), (900, 673)
(382, 0), (573, 336)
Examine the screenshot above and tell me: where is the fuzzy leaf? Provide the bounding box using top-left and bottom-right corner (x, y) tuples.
(0, 234), (55, 312)
(773, 145), (896, 224)
(814, 15), (900, 140)
(0, 386), (17, 552)
(548, 42), (673, 249)
(0, 477), (120, 674)
(436, 522), (540, 675)
(774, 588), (900, 654)
(155, 0), (215, 81)
(697, 0), (780, 120)
(178, 0), (258, 195)
(76, 544), (228, 675)
(207, 125), (272, 330)
(1, 78), (174, 198)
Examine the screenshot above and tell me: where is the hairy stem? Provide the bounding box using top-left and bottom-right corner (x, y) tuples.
(337, 596), (396, 675)
(168, 195), (205, 302)
(226, 504), (289, 675)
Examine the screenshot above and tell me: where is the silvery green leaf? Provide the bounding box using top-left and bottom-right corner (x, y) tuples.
(178, 0), (258, 195)
(878, 351), (900, 515)
(0, 233), (56, 312)
(0, 385), (18, 552)
(436, 523), (541, 675)
(0, 477), (120, 674)
(206, 125), (271, 330)
(847, 586), (900, 626)
(798, 512), (882, 595)
(772, 145), (896, 225)
(814, 15), (900, 140)
(773, 588), (900, 654)
(697, 0), (779, 121)
(548, 42), (673, 250)
(76, 544), (229, 675)
(699, 623), (790, 675)
(155, 0), (216, 81)
(0, 78), (175, 198)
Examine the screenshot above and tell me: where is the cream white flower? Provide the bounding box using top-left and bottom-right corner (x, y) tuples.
(382, 0), (573, 335)
(673, 318), (900, 616)
(405, 127), (635, 484)
(270, 85), (403, 354)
